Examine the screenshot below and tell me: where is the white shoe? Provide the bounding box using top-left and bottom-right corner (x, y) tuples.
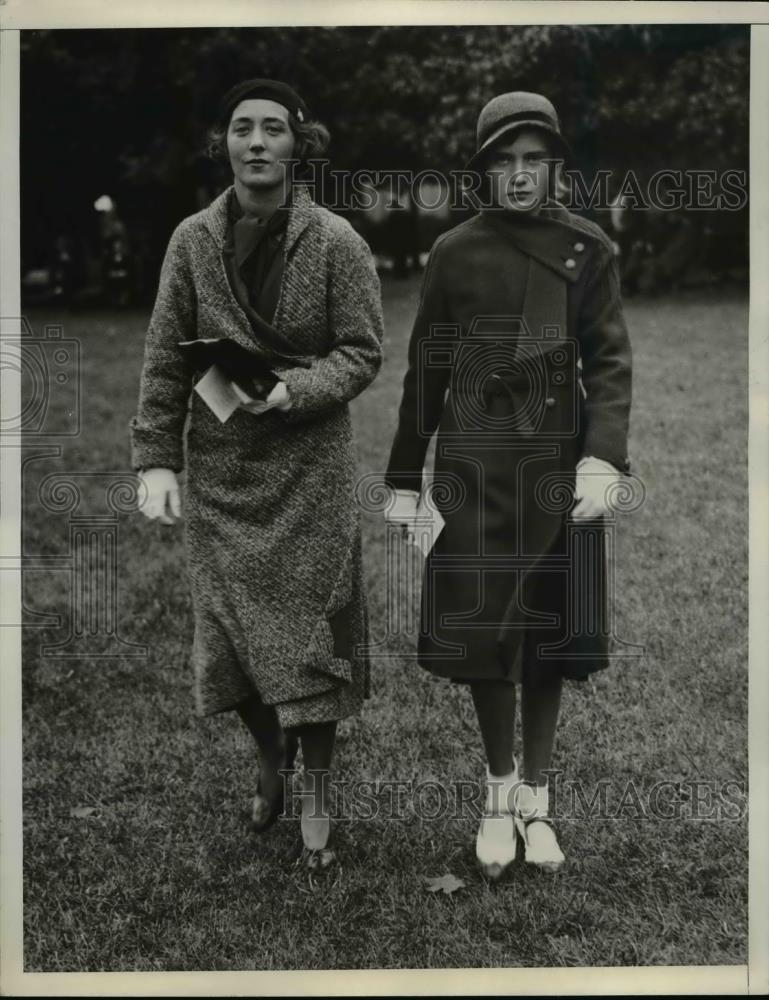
(475, 760), (519, 880)
(513, 781), (565, 872)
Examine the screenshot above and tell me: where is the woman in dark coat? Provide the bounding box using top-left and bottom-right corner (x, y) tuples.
(131, 79), (384, 868)
(385, 92), (632, 878)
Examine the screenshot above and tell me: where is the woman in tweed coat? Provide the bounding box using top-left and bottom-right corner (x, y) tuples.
(131, 79), (384, 867)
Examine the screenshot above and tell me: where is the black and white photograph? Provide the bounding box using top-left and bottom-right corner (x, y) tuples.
(0, 1), (767, 994)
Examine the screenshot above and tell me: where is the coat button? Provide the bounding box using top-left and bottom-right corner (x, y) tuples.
(574, 242), (585, 252)
(545, 397), (556, 408)
(565, 258), (576, 269)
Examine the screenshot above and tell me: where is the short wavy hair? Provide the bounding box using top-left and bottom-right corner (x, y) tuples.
(206, 114), (330, 174)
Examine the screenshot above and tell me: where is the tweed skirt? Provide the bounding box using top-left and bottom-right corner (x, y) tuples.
(184, 396), (370, 729)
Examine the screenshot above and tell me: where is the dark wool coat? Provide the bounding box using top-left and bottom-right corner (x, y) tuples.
(385, 204), (632, 684)
(130, 185), (384, 727)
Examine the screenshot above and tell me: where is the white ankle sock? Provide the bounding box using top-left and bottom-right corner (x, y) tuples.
(484, 760), (519, 815)
(515, 781), (549, 820)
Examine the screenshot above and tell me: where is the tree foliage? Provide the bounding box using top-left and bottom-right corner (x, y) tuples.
(20, 24), (749, 261)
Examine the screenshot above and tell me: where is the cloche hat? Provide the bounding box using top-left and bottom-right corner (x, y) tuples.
(466, 91), (572, 172)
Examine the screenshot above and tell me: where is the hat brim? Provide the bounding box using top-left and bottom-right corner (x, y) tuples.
(465, 119), (573, 173)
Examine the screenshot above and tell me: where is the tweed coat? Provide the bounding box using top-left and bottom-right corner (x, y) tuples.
(385, 204), (632, 683)
(130, 184), (384, 727)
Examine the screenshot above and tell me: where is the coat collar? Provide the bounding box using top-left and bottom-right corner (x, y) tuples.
(479, 203), (596, 284)
(203, 183), (315, 252)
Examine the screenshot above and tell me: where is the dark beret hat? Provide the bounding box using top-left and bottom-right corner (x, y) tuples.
(218, 78), (310, 128)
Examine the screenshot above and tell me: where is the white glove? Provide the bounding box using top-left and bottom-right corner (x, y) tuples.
(138, 467), (181, 525)
(239, 380), (291, 415)
(572, 456), (622, 520)
(385, 488), (420, 538)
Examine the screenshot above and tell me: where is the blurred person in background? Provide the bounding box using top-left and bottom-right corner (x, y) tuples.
(131, 79), (384, 871)
(95, 195), (134, 306)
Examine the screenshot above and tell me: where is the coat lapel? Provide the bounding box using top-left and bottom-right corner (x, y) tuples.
(199, 184), (315, 363)
(480, 206), (593, 285)
(521, 256), (567, 342)
(479, 205), (595, 343)
(202, 187), (231, 248)
(283, 184), (314, 257)
(201, 183), (313, 253)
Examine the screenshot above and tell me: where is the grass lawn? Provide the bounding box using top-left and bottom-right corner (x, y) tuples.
(20, 278), (748, 971)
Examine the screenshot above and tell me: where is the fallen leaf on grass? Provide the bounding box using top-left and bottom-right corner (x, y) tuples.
(69, 806), (97, 818)
(424, 873), (467, 895)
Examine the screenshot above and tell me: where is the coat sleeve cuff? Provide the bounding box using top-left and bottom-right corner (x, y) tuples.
(129, 418), (184, 473)
(580, 436), (630, 475)
(273, 367), (316, 424)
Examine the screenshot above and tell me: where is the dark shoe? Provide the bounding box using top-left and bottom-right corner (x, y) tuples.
(250, 733), (299, 833)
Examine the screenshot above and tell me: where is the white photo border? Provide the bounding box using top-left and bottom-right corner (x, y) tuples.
(1, 2), (766, 996)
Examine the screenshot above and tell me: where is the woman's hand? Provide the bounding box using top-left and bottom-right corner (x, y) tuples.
(385, 488), (420, 542)
(138, 467), (181, 525)
(572, 456), (622, 520)
(240, 380), (292, 415)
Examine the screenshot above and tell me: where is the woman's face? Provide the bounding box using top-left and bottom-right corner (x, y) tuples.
(226, 98), (297, 190)
(485, 128), (553, 214)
